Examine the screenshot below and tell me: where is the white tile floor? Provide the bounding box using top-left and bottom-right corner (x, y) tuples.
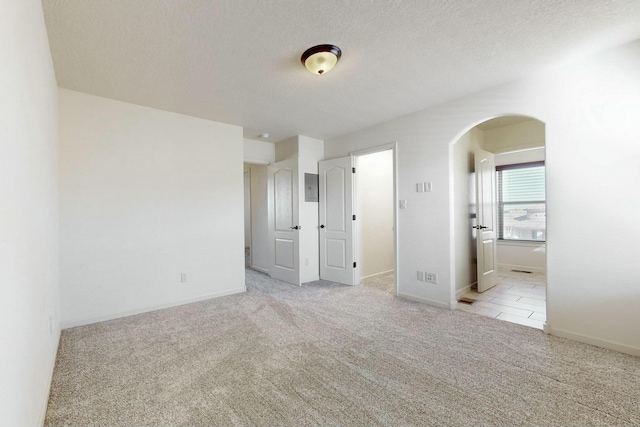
(458, 269), (546, 330)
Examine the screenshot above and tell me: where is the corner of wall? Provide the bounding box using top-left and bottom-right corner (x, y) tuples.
(1, 2), (61, 425)
(275, 136), (299, 162)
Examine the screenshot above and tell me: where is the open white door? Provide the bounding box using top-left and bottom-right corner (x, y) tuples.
(268, 158), (301, 286)
(319, 156), (355, 286)
(475, 148), (498, 292)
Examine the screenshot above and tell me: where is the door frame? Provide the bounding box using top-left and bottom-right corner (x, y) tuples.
(243, 168), (252, 268)
(243, 161), (270, 275)
(350, 142), (399, 295)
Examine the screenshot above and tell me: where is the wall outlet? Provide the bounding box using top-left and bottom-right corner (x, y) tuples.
(417, 271), (425, 281)
(425, 272), (438, 284)
(425, 182), (432, 192)
(181, 273), (187, 283)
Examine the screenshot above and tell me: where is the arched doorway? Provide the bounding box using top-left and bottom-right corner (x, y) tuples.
(452, 115), (547, 329)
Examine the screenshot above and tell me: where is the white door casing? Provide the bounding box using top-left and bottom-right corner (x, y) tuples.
(268, 158), (301, 286)
(475, 148), (498, 292)
(319, 156), (355, 286)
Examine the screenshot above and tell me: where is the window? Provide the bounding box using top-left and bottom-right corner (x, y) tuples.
(496, 162), (545, 241)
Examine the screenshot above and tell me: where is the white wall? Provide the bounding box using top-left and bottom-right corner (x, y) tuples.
(494, 146), (545, 166)
(496, 241), (546, 273)
(325, 39), (640, 355)
(275, 136), (298, 162)
(357, 150), (394, 279)
(298, 136), (324, 283)
(483, 120), (545, 153)
(59, 89), (245, 327)
(452, 128), (482, 295)
(243, 138), (275, 164)
(0, 1), (60, 426)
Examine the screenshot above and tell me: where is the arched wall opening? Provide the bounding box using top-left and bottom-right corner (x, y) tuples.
(325, 40), (640, 354)
(449, 115), (547, 329)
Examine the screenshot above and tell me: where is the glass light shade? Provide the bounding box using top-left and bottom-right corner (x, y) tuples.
(301, 45), (341, 75)
(304, 51), (338, 75)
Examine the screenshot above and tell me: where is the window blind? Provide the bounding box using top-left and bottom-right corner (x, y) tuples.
(496, 162), (546, 241)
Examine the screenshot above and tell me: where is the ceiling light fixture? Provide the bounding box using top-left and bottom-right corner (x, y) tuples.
(259, 132), (270, 139)
(301, 44), (341, 75)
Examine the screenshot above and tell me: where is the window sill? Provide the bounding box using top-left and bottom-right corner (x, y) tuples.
(497, 240), (546, 247)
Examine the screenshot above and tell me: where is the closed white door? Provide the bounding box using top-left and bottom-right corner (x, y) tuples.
(475, 148), (498, 292)
(319, 156), (355, 286)
(268, 158), (301, 286)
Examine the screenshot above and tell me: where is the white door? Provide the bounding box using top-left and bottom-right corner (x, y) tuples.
(268, 158), (301, 286)
(475, 148), (498, 292)
(319, 156), (355, 286)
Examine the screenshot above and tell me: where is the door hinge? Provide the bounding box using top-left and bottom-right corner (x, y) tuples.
(352, 167), (356, 173)
(353, 262), (357, 268)
(352, 215), (356, 220)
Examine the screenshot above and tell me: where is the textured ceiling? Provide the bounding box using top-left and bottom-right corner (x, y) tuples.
(42, 0), (640, 143)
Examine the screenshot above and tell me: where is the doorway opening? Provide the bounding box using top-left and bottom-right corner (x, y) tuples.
(355, 150), (395, 294)
(243, 163), (271, 275)
(317, 143), (399, 293)
(452, 116), (547, 329)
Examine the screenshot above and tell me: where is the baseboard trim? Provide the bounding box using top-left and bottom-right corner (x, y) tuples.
(39, 328), (61, 426)
(61, 288), (246, 329)
(249, 265), (269, 274)
(548, 325), (640, 357)
(455, 283), (474, 300)
(498, 263), (546, 274)
(360, 269), (394, 281)
(397, 292), (450, 309)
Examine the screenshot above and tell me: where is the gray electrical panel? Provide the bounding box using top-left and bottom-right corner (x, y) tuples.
(304, 173), (319, 202)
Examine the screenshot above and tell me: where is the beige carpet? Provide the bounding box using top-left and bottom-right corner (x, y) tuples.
(361, 272), (395, 294)
(46, 269), (640, 426)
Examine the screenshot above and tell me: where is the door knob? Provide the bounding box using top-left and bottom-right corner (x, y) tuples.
(290, 225), (300, 230)
(320, 225), (325, 229)
(472, 225), (488, 230)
